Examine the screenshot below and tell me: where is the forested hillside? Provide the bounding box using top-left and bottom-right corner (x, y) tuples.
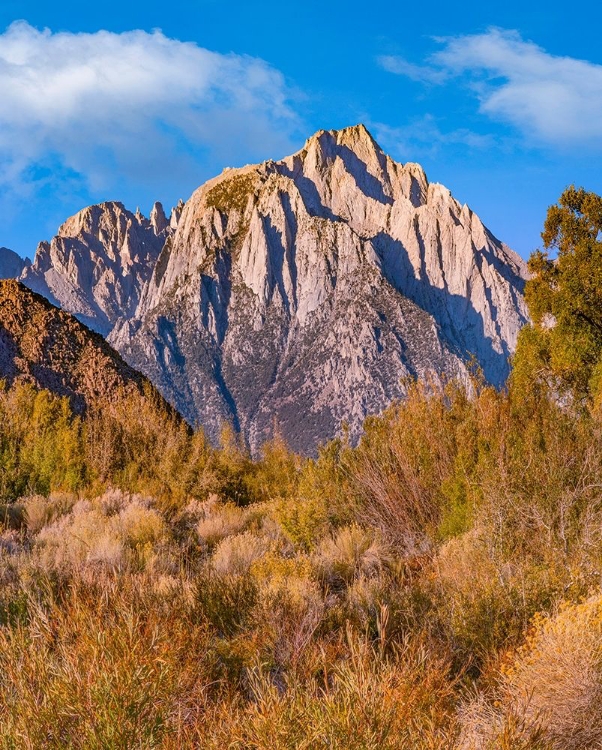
(0, 189), (601, 748)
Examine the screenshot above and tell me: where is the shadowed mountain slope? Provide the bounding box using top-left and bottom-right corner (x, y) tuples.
(0, 247), (28, 280)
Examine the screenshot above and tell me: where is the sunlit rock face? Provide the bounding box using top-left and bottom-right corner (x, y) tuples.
(21, 201), (175, 336)
(19, 125), (528, 454)
(109, 125), (528, 454)
(0, 280), (175, 420)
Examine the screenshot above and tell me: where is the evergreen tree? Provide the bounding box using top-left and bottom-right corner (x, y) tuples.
(513, 186), (602, 405)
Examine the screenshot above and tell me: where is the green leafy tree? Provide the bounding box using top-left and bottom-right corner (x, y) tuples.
(513, 186), (602, 405)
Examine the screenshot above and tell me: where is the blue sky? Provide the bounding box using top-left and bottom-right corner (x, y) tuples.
(1, 0), (601, 260)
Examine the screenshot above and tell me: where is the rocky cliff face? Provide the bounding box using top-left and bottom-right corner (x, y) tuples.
(107, 124), (528, 453)
(12, 125), (528, 453)
(0, 247), (29, 280)
(0, 279), (176, 418)
(21, 201), (174, 336)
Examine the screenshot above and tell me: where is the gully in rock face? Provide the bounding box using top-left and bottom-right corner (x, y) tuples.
(13, 125), (529, 454)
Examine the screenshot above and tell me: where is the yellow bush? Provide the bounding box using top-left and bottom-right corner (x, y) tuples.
(460, 594), (602, 749)
(344, 573), (390, 632)
(247, 553), (323, 668)
(250, 551), (314, 586)
(256, 574), (325, 670)
(212, 531), (271, 576)
(431, 528), (536, 664)
(115, 501), (167, 549)
(315, 524), (390, 589)
(272, 494), (329, 551)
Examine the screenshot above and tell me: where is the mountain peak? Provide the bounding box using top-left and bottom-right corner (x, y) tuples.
(302, 123), (385, 166)
(306, 123), (377, 148)
(0, 247), (29, 280)
(150, 201), (169, 234)
(112, 125), (528, 453)
(21, 200), (171, 336)
(18, 126), (529, 454)
(57, 201), (129, 238)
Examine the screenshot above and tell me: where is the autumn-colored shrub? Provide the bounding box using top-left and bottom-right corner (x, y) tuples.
(0, 576), (212, 749)
(315, 523), (390, 589)
(230, 631), (457, 750)
(459, 595), (602, 749)
(3, 300), (602, 746)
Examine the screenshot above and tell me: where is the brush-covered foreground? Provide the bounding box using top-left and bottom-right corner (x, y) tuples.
(2, 188), (602, 749)
(0, 370), (602, 749)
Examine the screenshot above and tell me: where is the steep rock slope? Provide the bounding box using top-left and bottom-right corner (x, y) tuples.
(0, 247), (29, 279)
(111, 125), (528, 453)
(21, 201), (174, 336)
(0, 280), (176, 418)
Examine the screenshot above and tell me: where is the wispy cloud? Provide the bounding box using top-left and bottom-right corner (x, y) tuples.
(379, 28), (602, 148)
(377, 55), (447, 84)
(371, 115), (494, 162)
(0, 21), (302, 197)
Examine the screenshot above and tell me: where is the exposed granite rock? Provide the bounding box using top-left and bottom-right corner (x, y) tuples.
(150, 201), (169, 235)
(169, 199), (185, 230)
(14, 125), (527, 453)
(20, 201), (170, 336)
(109, 124), (529, 454)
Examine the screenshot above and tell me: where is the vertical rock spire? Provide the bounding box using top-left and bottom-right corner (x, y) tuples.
(150, 202), (169, 234)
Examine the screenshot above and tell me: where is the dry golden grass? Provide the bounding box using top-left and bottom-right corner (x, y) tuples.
(459, 595), (602, 749)
(0, 576), (213, 749)
(212, 531), (272, 576)
(219, 630), (458, 750)
(196, 497), (249, 548)
(314, 523), (390, 589)
(3, 374), (602, 746)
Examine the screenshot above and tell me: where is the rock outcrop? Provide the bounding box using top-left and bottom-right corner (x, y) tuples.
(20, 201), (174, 336)
(108, 124), (528, 453)
(0, 279), (177, 418)
(14, 125), (527, 453)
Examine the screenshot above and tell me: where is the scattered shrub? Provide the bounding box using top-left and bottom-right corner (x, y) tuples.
(21, 492), (77, 534)
(234, 631), (457, 749)
(197, 498), (248, 548)
(117, 501), (167, 548)
(212, 531), (271, 577)
(315, 524), (389, 589)
(2, 290), (602, 745)
(460, 595), (602, 749)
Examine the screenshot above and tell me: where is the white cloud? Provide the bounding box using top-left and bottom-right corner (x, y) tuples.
(0, 21), (302, 195)
(380, 29), (602, 147)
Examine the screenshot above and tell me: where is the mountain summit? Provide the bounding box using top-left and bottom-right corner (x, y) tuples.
(21, 201), (174, 336)
(19, 125), (528, 453)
